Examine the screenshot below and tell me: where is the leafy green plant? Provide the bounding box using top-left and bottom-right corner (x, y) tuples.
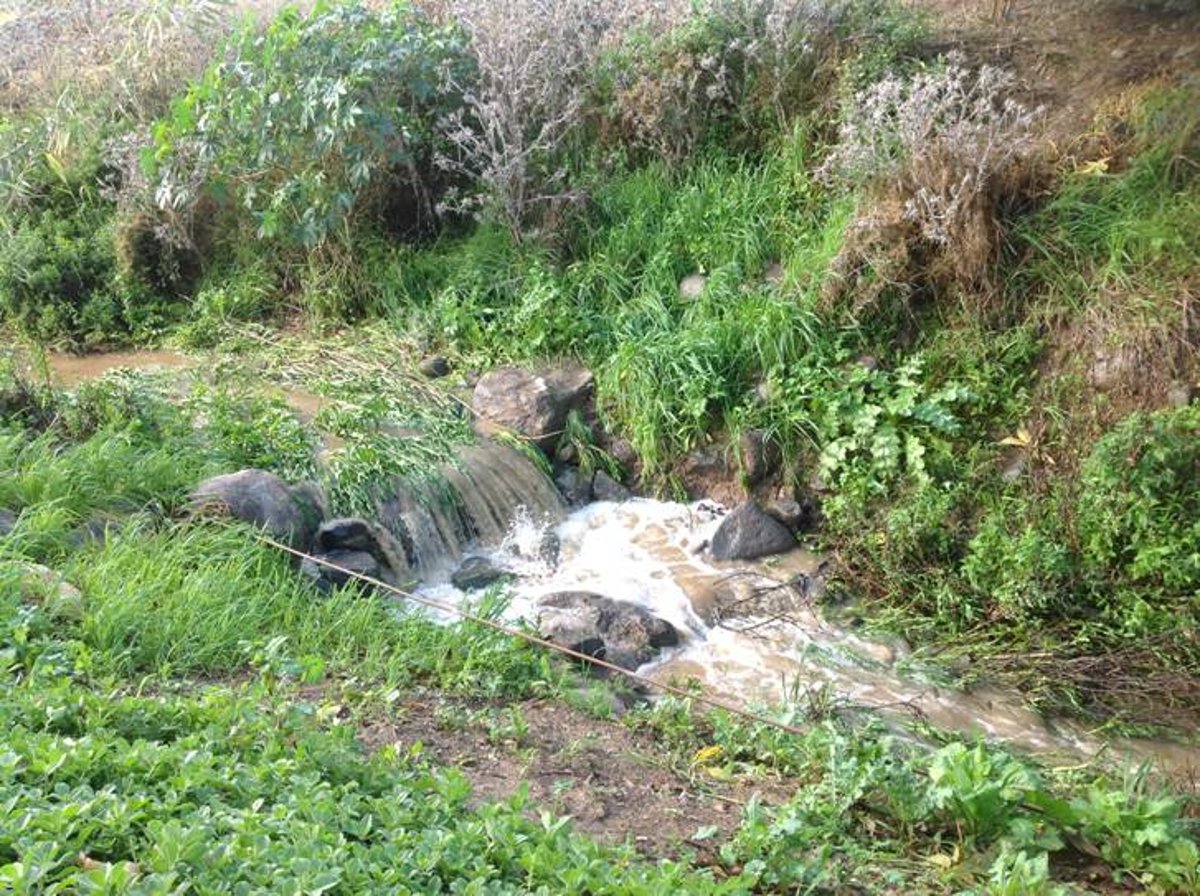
(1077, 405), (1200, 594)
(815, 355), (974, 508)
(149, 1), (472, 266)
(926, 742), (1045, 843)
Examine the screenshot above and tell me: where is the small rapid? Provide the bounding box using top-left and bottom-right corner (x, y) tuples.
(416, 496), (1200, 777)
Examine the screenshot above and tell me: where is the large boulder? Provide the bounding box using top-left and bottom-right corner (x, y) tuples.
(472, 365), (594, 453)
(189, 470), (325, 551)
(537, 591), (678, 671)
(710, 501), (796, 561)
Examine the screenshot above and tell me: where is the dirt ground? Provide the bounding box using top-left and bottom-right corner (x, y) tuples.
(354, 691), (797, 861)
(909, 0), (1200, 141)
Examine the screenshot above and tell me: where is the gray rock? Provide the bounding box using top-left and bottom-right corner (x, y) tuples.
(190, 470), (325, 551)
(1167, 382), (1196, 408)
(316, 517), (408, 581)
(301, 549), (380, 594)
(710, 501), (796, 561)
(538, 591), (678, 670)
(472, 365), (594, 453)
(537, 606), (607, 660)
(0, 508), (17, 538)
(591, 470), (631, 502)
(318, 518), (382, 554)
(451, 555), (509, 591)
(856, 355), (881, 373)
(68, 516), (116, 550)
(554, 466), (593, 505)
(418, 355), (451, 379)
(764, 261), (784, 285)
(678, 272), (707, 301)
(538, 530), (562, 568)
(764, 497), (804, 530)
(6, 562), (85, 620)
(607, 438), (637, 471)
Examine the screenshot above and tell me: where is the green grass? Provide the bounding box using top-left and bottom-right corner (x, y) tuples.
(2, 349), (1199, 894)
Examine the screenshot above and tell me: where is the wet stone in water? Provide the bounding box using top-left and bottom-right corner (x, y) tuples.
(451, 556), (509, 592)
(301, 550), (381, 594)
(710, 501), (796, 561)
(591, 470), (631, 503)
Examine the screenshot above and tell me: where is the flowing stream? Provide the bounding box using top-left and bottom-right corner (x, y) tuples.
(35, 349), (1200, 778)
(411, 496), (1199, 777)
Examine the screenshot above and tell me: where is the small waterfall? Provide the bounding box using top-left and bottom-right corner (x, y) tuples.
(373, 442), (565, 578)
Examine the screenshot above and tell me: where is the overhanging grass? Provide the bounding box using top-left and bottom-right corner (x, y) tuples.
(67, 521), (549, 696)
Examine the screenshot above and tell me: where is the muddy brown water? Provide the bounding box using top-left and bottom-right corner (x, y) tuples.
(42, 350), (193, 386)
(35, 349), (1200, 779)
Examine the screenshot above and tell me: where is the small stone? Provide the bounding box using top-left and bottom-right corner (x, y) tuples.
(1002, 454), (1027, 482)
(764, 497), (804, 530)
(608, 438), (637, 471)
(418, 355), (451, 379)
(591, 470), (631, 503)
(451, 555), (509, 591)
(739, 428), (780, 486)
(857, 355), (880, 372)
(764, 261), (784, 284)
(0, 508), (18, 539)
(7, 562), (85, 620)
(538, 530), (561, 568)
(678, 273), (707, 301)
(554, 466), (593, 505)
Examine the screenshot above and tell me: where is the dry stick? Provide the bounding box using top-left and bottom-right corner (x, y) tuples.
(255, 533), (814, 738)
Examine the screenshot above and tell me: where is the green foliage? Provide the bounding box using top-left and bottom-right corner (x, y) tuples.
(1077, 405), (1200, 594)
(150, 1), (471, 261)
(0, 204), (126, 346)
(0, 668), (733, 893)
(927, 743), (1048, 843)
(815, 355), (975, 508)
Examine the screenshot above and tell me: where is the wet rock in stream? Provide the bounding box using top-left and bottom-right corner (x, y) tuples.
(301, 549), (381, 593)
(710, 501), (796, 561)
(451, 555), (509, 591)
(471, 365), (594, 454)
(537, 591), (679, 671)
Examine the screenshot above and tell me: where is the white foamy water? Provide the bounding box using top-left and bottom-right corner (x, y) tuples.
(407, 497), (1200, 775)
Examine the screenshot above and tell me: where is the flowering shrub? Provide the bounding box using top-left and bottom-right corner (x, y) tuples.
(820, 56), (1045, 309)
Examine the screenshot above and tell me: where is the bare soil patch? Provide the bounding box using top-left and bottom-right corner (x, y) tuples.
(910, 0), (1200, 141)
(356, 691), (796, 861)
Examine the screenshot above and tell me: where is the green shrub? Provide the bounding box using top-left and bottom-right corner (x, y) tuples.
(1077, 405), (1200, 593)
(149, 1), (472, 267)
